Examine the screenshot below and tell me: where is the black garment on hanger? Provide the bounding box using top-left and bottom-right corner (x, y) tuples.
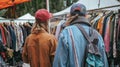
(0, 40), (7, 52)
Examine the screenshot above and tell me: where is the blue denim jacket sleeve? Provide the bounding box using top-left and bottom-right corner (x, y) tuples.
(53, 30), (69, 67)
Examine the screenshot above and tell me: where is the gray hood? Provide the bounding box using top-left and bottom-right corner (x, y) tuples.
(70, 16), (91, 26)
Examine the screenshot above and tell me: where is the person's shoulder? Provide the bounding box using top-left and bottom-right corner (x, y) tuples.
(46, 34), (57, 42)
(27, 33), (57, 41)
(44, 33), (57, 39)
(63, 25), (76, 30)
(92, 29), (103, 40)
(25, 34), (33, 40)
(48, 33), (56, 37)
(25, 33), (38, 40)
(93, 29), (101, 36)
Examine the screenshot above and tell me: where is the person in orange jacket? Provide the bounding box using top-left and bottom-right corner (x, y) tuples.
(22, 9), (57, 67)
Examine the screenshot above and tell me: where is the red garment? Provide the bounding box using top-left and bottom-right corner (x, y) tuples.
(0, 25), (6, 45)
(104, 18), (110, 53)
(0, 25), (7, 59)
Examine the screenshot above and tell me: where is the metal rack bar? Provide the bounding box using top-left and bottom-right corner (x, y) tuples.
(88, 5), (120, 11)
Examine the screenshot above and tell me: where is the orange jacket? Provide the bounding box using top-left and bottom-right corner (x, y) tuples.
(22, 29), (57, 67)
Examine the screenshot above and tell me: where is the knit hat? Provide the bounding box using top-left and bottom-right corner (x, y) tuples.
(70, 3), (86, 16)
(35, 9), (52, 22)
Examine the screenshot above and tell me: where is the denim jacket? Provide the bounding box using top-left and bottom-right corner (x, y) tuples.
(53, 16), (108, 67)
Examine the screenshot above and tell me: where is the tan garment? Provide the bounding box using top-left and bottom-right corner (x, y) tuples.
(22, 29), (57, 67)
(97, 17), (104, 35)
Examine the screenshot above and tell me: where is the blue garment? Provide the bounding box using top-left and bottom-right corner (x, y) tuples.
(0, 56), (6, 67)
(8, 26), (16, 50)
(55, 20), (66, 40)
(53, 24), (108, 67)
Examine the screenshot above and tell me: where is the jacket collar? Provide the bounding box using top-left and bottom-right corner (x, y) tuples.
(70, 16), (91, 26)
(31, 28), (47, 34)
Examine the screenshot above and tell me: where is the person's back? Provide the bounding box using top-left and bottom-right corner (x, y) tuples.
(53, 3), (108, 67)
(22, 9), (57, 67)
(23, 29), (57, 67)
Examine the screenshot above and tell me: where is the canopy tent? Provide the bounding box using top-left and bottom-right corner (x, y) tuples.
(0, 0), (30, 19)
(0, 13), (35, 23)
(0, 17), (5, 19)
(14, 13), (35, 24)
(0, 17), (11, 22)
(0, 0), (13, 10)
(13, 0), (30, 4)
(53, 0), (120, 16)
(17, 13), (35, 20)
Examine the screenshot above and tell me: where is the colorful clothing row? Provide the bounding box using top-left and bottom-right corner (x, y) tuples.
(0, 22), (32, 66)
(91, 11), (120, 65)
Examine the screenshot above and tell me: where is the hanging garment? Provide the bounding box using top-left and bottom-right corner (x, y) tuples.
(116, 15), (120, 52)
(113, 14), (117, 58)
(0, 55), (7, 67)
(8, 25), (16, 50)
(13, 24), (23, 52)
(19, 25), (27, 46)
(55, 20), (66, 40)
(115, 16), (120, 64)
(0, 25), (7, 46)
(97, 17), (104, 35)
(0, 25), (7, 59)
(3, 24), (11, 48)
(23, 25), (31, 36)
(102, 15), (111, 39)
(104, 16), (111, 53)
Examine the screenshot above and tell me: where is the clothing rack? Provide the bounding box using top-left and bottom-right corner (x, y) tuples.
(0, 19), (35, 24)
(0, 19), (35, 21)
(88, 5), (120, 12)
